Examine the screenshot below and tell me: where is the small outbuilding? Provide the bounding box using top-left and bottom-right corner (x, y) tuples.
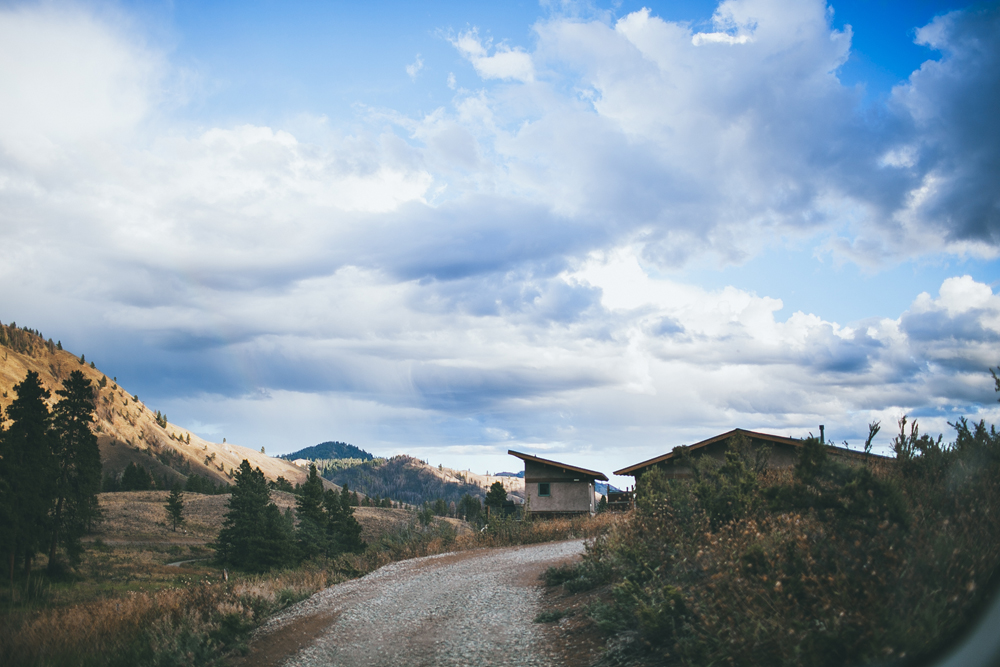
(508, 450), (608, 517)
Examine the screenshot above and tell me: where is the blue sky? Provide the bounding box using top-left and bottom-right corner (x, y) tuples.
(1, 0), (998, 485)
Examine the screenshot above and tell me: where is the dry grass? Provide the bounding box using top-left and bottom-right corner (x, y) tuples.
(3, 490), (606, 666)
(92, 491), (303, 544)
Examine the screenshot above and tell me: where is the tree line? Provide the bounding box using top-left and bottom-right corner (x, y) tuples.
(0, 370), (102, 582)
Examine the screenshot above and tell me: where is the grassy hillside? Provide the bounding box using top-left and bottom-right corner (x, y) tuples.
(0, 321), (328, 491)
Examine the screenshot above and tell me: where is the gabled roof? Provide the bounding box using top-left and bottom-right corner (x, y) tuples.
(613, 428), (803, 477)
(508, 450), (609, 481)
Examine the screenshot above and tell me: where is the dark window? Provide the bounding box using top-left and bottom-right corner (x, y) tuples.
(538, 482), (551, 497)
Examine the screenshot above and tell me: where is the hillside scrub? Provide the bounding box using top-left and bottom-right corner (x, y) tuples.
(547, 420), (1000, 666)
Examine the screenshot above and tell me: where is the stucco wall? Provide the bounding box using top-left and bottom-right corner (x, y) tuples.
(526, 480), (595, 514)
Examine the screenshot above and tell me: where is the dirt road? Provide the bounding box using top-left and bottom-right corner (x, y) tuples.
(238, 540), (586, 667)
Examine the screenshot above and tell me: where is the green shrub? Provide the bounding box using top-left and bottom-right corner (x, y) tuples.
(571, 414), (1000, 667)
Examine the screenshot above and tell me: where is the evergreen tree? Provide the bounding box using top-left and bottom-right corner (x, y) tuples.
(295, 465), (328, 560)
(0, 371), (56, 584)
(325, 486), (365, 555)
(121, 462), (154, 490)
(165, 484), (185, 532)
(458, 493), (482, 523)
(485, 481), (508, 510)
(216, 460), (293, 571)
(433, 498), (448, 516)
(47, 370), (103, 571)
(258, 502), (295, 568)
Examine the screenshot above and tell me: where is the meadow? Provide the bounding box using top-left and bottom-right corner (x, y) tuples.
(0, 490), (615, 666)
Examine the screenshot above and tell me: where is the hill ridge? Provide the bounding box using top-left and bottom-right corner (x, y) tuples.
(0, 320), (331, 492)
(282, 440), (374, 462)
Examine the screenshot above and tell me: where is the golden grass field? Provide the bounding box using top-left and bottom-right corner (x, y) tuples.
(1, 477), (612, 667)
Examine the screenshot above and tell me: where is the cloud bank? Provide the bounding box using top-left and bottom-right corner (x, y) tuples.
(1, 0), (998, 478)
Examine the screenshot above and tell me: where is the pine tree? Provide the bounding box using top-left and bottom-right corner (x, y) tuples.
(295, 465), (328, 560)
(216, 460), (293, 571)
(121, 462), (154, 491)
(47, 370), (103, 571)
(485, 481), (508, 510)
(0, 371), (56, 584)
(326, 486), (365, 555)
(165, 484), (185, 532)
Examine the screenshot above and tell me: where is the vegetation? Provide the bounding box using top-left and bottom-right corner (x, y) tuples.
(485, 480), (508, 510)
(0, 370), (103, 582)
(281, 440), (374, 462)
(293, 465), (365, 562)
(0, 488), (615, 666)
(544, 410), (1000, 665)
(214, 461), (365, 573)
(164, 485), (184, 532)
(323, 454), (487, 507)
(214, 461), (295, 572)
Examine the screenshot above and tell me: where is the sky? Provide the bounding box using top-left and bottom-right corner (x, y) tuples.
(1, 0), (999, 487)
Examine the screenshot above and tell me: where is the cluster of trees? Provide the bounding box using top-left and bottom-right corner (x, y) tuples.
(0, 370), (102, 580)
(0, 321), (60, 357)
(101, 462), (158, 491)
(215, 462), (365, 572)
(416, 485), (504, 525)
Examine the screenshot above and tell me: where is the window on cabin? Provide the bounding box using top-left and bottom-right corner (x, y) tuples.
(538, 482), (551, 497)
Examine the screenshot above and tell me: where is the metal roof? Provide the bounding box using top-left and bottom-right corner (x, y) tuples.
(508, 450), (609, 481)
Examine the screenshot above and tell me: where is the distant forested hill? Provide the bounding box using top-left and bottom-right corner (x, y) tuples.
(282, 441), (374, 462)
(323, 455), (486, 507)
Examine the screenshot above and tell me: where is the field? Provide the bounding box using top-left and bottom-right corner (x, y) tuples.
(0, 490), (607, 667)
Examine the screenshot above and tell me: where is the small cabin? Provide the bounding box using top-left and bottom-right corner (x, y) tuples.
(614, 427), (886, 482)
(508, 450), (608, 517)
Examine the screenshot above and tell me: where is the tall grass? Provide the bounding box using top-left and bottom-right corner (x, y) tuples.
(546, 430), (1000, 666)
(1, 511), (614, 666)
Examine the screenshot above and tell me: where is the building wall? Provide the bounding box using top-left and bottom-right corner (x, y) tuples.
(526, 480), (595, 514)
(523, 459), (597, 514)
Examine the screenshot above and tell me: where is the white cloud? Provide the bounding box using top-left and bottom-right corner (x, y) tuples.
(2, 1), (1000, 479)
(451, 28), (535, 82)
(0, 5), (160, 165)
(406, 54), (424, 79)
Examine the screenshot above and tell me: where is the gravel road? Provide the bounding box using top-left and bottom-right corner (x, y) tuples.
(242, 540), (586, 667)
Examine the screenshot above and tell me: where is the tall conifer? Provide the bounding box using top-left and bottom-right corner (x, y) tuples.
(0, 371), (56, 583)
(216, 460), (293, 571)
(48, 370), (102, 571)
(295, 464), (328, 560)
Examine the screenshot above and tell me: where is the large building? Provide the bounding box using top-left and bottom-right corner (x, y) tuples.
(508, 450), (608, 516)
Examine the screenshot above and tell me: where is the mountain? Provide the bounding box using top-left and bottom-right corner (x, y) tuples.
(282, 440), (374, 462)
(322, 455), (525, 508)
(596, 482), (622, 496)
(0, 321), (331, 492)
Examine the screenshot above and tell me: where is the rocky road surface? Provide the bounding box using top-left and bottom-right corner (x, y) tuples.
(238, 540), (586, 667)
